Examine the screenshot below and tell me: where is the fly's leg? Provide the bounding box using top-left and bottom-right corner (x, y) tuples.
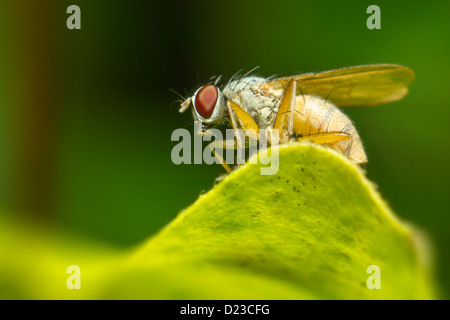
(330, 137), (353, 158)
(204, 100), (260, 173)
(226, 100), (262, 166)
(202, 134), (237, 173)
(297, 132), (352, 148)
(199, 128), (234, 172)
(303, 132), (354, 160)
(208, 144), (232, 172)
(287, 81), (297, 136)
(226, 100), (244, 153)
(226, 100), (259, 140)
(273, 79), (297, 143)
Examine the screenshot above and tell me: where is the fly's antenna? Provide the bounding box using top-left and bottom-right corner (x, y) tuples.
(179, 97), (191, 113)
(170, 89), (191, 113)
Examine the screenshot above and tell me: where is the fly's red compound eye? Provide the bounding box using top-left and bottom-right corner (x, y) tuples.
(194, 85), (218, 119)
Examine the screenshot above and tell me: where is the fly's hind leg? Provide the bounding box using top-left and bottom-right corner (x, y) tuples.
(297, 132), (353, 155)
(297, 132), (351, 144)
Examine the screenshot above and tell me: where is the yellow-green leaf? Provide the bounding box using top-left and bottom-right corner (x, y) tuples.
(0, 143), (436, 299)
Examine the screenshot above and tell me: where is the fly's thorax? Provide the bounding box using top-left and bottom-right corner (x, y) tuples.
(223, 76), (283, 128)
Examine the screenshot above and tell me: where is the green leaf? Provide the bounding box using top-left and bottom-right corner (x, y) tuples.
(120, 142), (435, 299)
(0, 143), (436, 299)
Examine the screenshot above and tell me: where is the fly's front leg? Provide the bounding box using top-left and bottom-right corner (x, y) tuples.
(226, 100), (260, 140)
(226, 101), (244, 153)
(204, 100), (260, 172)
(206, 141), (232, 172)
(198, 128), (233, 172)
(202, 98), (260, 173)
(226, 100), (261, 165)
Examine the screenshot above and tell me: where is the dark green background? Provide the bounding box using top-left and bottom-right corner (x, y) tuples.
(0, 1), (448, 298)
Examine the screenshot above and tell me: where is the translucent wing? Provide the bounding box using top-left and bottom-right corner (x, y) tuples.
(261, 64), (414, 107)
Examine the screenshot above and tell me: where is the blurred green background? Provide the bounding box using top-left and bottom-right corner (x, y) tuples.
(0, 0), (448, 298)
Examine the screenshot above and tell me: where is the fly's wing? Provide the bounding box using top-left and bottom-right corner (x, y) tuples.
(261, 64), (414, 107)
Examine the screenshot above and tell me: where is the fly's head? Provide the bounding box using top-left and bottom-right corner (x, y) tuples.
(179, 84), (226, 132)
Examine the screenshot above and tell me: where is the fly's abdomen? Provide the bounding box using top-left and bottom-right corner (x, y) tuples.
(293, 95), (367, 164)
